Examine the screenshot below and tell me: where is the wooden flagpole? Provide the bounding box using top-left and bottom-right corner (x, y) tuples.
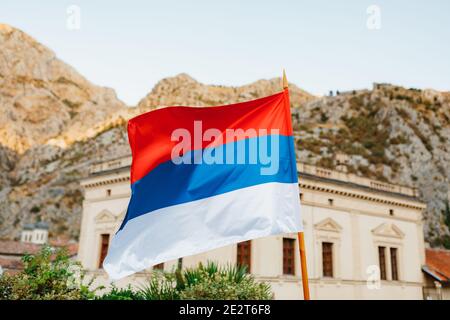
(282, 69), (311, 300)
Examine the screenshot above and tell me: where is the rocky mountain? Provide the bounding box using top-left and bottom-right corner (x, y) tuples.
(0, 24), (449, 247)
(0, 23), (134, 238)
(292, 84), (450, 246)
(137, 73), (314, 109)
(0, 24), (128, 154)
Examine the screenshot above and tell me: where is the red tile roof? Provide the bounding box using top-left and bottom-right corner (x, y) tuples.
(0, 240), (41, 255)
(425, 248), (450, 282)
(0, 240), (78, 256)
(0, 240), (79, 274)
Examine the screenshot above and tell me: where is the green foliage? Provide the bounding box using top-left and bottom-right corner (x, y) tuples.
(30, 205), (41, 213)
(99, 262), (273, 300)
(0, 246), (98, 300)
(444, 200), (450, 231)
(432, 235), (450, 250)
(177, 263), (272, 300)
(137, 271), (181, 300)
(1, 249), (272, 300)
(389, 134), (409, 145)
(96, 285), (142, 300)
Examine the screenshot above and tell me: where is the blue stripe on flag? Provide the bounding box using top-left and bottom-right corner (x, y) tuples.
(121, 135), (297, 229)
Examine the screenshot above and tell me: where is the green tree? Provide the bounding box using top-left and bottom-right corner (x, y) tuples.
(0, 246), (98, 300)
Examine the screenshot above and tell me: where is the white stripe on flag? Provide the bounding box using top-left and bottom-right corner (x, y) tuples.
(103, 182), (302, 280)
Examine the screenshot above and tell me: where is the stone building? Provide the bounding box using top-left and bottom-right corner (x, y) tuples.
(20, 222), (49, 244)
(78, 156), (426, 299)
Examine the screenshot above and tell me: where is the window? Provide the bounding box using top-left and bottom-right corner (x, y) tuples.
(378, 246), (387, 280)
(98, 234), (110, 268)
(154, 263), (164, 270)
(389, 209), (394, 216)
(328, 199), (334, 206)
(390, 248), (398, 280)
(322, 242), (333, 277)
(283, 238), (295, 275)
(300, 193), (303, 201)
(237, 240), (251, 272)
(106, 189), (111, 196)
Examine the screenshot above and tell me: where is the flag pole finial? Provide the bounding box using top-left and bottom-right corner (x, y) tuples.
(282, 69), (288, 89)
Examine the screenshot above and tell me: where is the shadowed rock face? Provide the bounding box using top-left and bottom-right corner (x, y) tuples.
(0, 24), (449, 247)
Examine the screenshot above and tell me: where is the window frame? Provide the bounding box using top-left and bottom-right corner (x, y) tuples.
(282, 238), (296, 276)
(98, 233), (110, 269)
(236, 240), (252, 273)
(373, 241), (402, 282)
(321, 242), (334, 278)
(390, 247), (399, 281)
(378, 246), (387, 280)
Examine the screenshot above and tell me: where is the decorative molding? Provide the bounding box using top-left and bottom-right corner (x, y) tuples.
(300, 200), (419, 223)
(372, 222), (405, 239)
(84, 176), (130, 188)
(94, 209), (116, 224)
(299, 182), (424, 211)
(315, 217), (342, 233)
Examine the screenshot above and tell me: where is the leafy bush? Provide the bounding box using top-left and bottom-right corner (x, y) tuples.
(1, 248), (272, 300)
(177, 263), (272, 300)
(97, 285), (142, 300)
(0, 246), (98, 300)
(99, 262), (273, 300)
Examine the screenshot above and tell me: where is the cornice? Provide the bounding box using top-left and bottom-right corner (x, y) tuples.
(299, 182), (424, 211)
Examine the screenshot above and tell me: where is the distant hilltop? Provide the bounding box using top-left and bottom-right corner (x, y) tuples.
(0, 23), (449, 248)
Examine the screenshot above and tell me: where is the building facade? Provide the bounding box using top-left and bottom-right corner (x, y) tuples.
(78, 156), (426, 299)
(20, 222), (49, 244)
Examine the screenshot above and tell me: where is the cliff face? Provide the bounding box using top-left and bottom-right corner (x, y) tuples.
(0, 24), (449, 247)
(136, 73), (314, 110)
(0, 23), (127, 154)
(0, 24), (131, 238)
(293, 84), (450, 246)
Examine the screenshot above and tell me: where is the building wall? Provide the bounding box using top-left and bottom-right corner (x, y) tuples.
(21, 229), (48, 244)
(78, 164), (426, 300)
(423, 275), (450, 300)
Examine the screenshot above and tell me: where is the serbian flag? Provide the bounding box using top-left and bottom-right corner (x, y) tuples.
(103, 89), (302, 280)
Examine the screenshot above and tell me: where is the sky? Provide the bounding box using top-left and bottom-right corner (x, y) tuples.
(1, 0), (449, 105)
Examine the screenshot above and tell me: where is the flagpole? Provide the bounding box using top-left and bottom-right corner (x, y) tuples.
(282, 69), (311, 300)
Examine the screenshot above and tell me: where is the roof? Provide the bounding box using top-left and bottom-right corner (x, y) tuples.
(0, 257), (23, 271)
(23, 223), (35, 230)
(299, 172), (422, 203)
(0, 240), (78, 258)
(22, 221), (50, 230)
(0, 239), (79, 275)
(35, 221), (49, 230)
(0, 240), (41, 256)
(423, 248), (450, 284)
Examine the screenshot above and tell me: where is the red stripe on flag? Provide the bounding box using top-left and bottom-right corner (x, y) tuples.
(128, 89), (292, 184)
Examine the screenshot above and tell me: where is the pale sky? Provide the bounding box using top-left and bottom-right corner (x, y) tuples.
(1, 0), (449, 105)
